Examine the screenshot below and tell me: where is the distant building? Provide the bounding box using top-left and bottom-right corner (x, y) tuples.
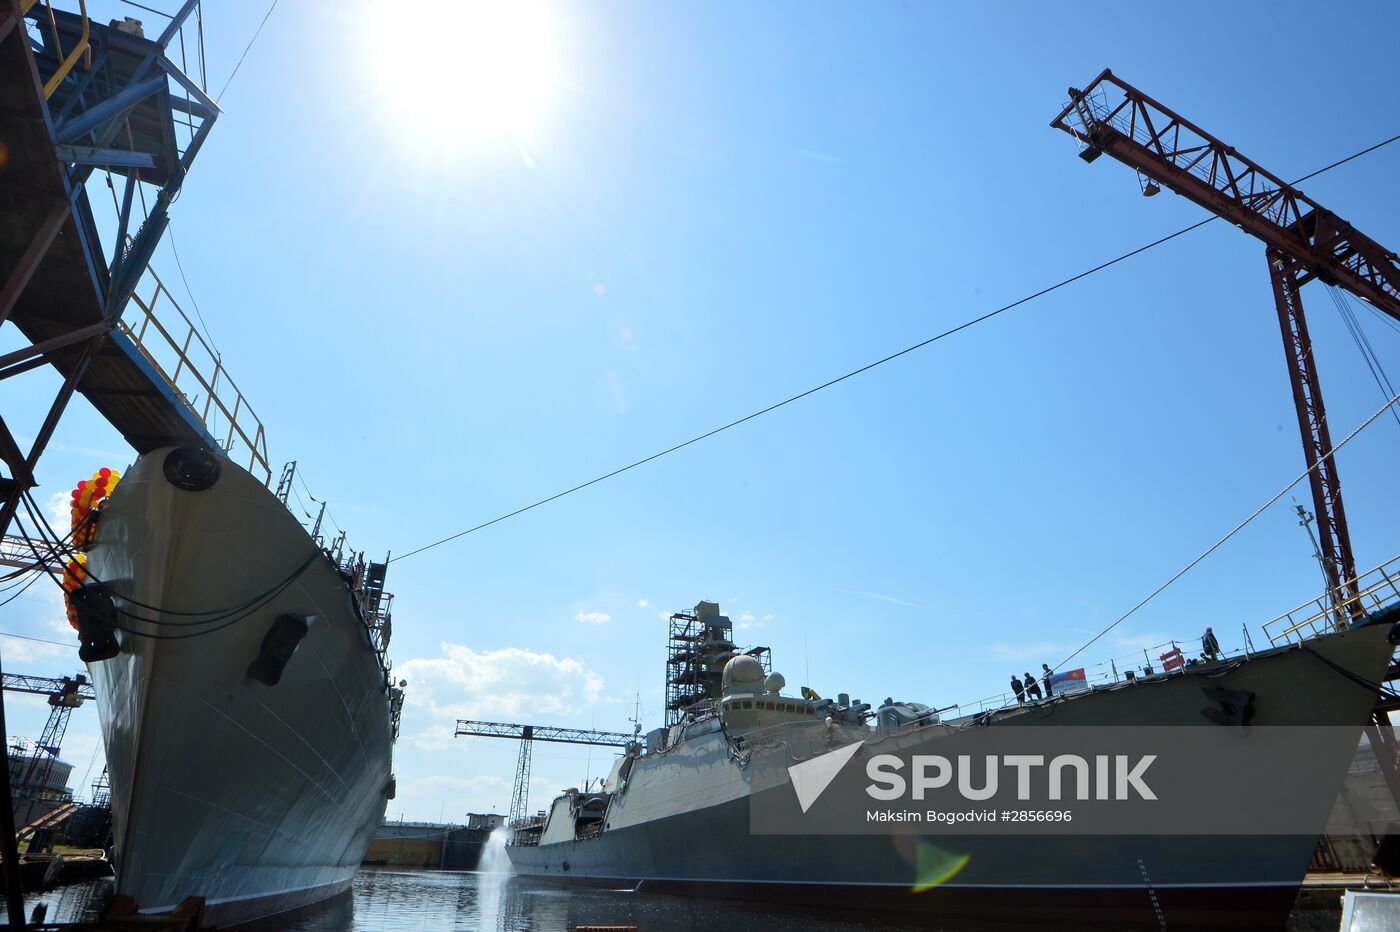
(8, 750), (74, 827)
(466, 812), (505, 830)
(364, 813), (508, 870)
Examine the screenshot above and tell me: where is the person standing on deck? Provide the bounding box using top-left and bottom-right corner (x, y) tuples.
(1042, 663), (1055, 697)
(1024, 672), (1042, 702)
(1202, 627), (1221, 662)
(1011, 675), (1025, 705)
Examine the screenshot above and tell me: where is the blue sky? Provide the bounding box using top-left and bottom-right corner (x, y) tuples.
(4, 0), (1399, 821)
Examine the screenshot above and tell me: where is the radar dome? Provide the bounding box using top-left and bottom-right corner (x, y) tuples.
(764, 672), (785, 694)
(722, 654), (765, 693)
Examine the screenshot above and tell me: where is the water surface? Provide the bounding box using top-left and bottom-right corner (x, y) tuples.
(23, 869), (929, 931)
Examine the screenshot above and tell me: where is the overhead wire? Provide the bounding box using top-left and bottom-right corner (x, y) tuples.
(116, 0), (173, 18)
(1328, 286), (1400, 429)
(0, 631), (76, 650)
(166, 226), (220, 357)
(17, 491), (319, 633)
(1053, 388), (1400, 673)
(391, 218), (1218, 562)
(0, 573), (45, 612)
(216, 0), (280, 104)
(388, 131), (1400, 564)
(1360, 300), (1400, 338)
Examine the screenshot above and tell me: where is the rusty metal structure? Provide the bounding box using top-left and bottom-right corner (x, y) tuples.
(1052, 69), (1400, 625)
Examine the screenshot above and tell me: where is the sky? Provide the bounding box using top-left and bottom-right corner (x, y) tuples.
(2, 0), (1399, 823)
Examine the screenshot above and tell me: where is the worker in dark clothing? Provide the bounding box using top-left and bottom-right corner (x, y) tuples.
(1041, 663), (1055, 697)
(1024, 672), (1042, 702)
(1011, 675), (1025, 705)
(1202, 626), (1222, 662)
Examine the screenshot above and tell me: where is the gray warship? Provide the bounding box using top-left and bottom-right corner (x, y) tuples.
(506, 598), (1398, 929)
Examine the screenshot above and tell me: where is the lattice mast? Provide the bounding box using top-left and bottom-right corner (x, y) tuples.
(664, 601), (768, 727)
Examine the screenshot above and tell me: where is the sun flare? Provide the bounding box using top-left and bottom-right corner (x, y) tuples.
(365, 0), (561, 148)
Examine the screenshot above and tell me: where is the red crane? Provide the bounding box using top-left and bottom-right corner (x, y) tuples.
(1051, 69), (1400, 623)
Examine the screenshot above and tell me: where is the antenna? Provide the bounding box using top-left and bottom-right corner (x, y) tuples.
(311, 500), (327, 545)
(1294, 497), (1338, 625)
(275, 460), (296, 505)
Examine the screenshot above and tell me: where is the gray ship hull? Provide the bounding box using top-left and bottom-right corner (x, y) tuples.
(84, 448), (394, 925)
(509, 619), (1395, 929)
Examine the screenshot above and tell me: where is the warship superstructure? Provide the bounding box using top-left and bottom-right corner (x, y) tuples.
(507, 600), (1397, 929)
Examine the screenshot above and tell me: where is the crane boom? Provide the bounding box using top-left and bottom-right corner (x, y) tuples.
(1, 673), (93, 702)
(1051, 69), (1400, 621)
(455, 718), (637, 833)
(453, 719), (634, 747)
(0, 534), (64, 572)
(1051, 70), (1400, 319)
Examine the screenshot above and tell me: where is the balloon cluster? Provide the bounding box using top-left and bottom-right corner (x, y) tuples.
(70, 467), (120, 549)
(62, 554), (87, 630)
(64, 467), (120, 631)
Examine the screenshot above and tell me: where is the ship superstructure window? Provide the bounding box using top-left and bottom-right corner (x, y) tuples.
(742, 701), (752, 709)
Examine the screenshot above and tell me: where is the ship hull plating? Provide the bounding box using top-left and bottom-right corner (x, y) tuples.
(85, 448), (392, 925)
(509, 621), (1394, 929)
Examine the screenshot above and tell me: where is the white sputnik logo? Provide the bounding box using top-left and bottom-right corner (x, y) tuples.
(788, 742), (864, 813)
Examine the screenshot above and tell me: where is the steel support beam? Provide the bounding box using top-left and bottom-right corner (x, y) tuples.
(1366, 712), (1400, 826)
(55, 75), (166, 145)
(53, 145), (157, 169)
(455, 719), (633, 747)
(456, 718), (636, 841)
(0, 321), (112, 378)
(0, 341), (98, 545)
(508, 726), (533, 832)
(1052, 71), (1400, 323)
(1051, 70), (1399, 623)
(1269, 251), (1359, 621)
(0, 199), (71, 328)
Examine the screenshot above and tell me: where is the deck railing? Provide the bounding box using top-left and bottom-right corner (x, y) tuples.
(119, 268), (272, 485)
(21, 0), (90, 99)
(1262, 555), (1400, 646)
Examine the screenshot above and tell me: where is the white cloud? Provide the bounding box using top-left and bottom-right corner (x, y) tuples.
(400, 772), (510, 799)
(17, 438), (128, 464)
(47, 492), (72, 529)
(391, 773), (513, 823)
(575, 611), (610, 625)
(5, 692), (52, 710)
(736, 611), (763, 631)
(46, 617), (77, 639)
(2, 637), (70, 665)
(400, 723), (460, 752)
(843, 589), (918, 608)
(637, 599), (649, 608)
(397, 643), (604, 724)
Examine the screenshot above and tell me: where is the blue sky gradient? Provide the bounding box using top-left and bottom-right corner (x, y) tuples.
(3, 0), (1399, 820)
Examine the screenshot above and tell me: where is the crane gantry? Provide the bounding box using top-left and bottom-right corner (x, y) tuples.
(454, 718), (636, 839)
(1052, 70), (1400, 623)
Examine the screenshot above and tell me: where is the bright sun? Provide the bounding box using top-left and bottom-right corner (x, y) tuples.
(366, 0), (561, 148)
